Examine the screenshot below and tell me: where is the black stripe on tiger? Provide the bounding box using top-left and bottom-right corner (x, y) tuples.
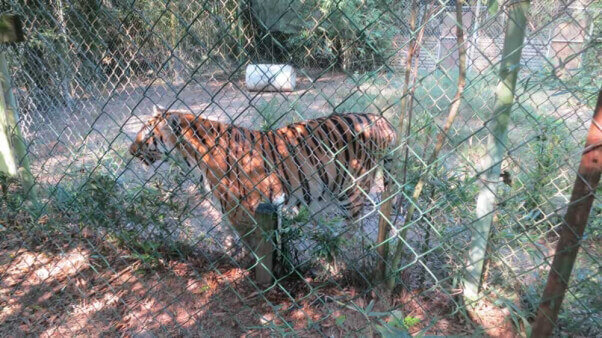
(318, 120), (342, 193)
(329, 117), (353, 194)
(283, 126), (312, 206)
(267, 131), (291, 198)
(303, 122), (330, 200)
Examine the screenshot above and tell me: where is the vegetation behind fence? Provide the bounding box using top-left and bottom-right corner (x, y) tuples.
(0, 0), (600, 336)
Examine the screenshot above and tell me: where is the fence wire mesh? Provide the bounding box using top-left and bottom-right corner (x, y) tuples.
(0, 0), (600, 336)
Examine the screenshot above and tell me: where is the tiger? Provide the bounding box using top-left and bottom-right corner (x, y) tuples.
(129, 105), (398, 253)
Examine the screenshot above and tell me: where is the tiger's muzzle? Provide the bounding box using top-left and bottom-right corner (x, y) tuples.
(129, 142), (161, 165)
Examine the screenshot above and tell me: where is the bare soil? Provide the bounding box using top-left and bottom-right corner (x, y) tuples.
(1, 224), (475, 336)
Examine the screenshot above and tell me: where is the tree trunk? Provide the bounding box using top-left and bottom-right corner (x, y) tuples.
(532, 90), (602, 337)
(463, 0), (531, 303)
(386, 0), (467, 291)
(0, 51), (34, 196)
(376, 0), (437, 280)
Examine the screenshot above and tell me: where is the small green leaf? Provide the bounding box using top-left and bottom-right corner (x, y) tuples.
(335, 314), (347, 327)
(404, 315), (420, 328)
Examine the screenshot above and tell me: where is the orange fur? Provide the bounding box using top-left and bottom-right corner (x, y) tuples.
(130, 108), (398, 232)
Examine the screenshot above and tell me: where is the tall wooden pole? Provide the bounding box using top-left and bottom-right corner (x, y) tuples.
(532, 90), (602, 337)
(0, 14), (34, 195)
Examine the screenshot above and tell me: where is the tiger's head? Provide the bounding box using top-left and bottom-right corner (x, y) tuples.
(129, 105), (176, 165)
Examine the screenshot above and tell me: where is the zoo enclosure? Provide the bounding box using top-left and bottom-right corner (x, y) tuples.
(0, 0), (600, 336)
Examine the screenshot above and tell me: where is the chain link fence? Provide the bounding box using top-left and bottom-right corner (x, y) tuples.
(1, 0), (600, 336)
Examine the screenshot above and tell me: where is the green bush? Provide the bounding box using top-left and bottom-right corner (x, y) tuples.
(276, 0), (399, 70)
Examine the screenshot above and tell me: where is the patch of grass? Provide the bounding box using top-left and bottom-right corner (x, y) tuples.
(37, 170), (197, 265)
(515, 250), (601, 337)
(0, 171), (26, 212)
(256, 97), (302, 131)
(374, 310), (414, 337)
(335, 91), (380, 114)
(274, 206), (353, 278)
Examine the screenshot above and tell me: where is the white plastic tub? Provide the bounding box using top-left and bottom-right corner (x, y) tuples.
(245, 64), (296, 92)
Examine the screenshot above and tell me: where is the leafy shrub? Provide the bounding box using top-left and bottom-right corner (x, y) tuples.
(0, 171), (25, 212)
(39, 171), (194, 263)
(274, 205), (310, 275)
(255, 97), (296, 131)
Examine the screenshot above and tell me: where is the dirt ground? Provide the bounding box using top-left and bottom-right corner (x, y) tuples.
(1, 224), (492, 336)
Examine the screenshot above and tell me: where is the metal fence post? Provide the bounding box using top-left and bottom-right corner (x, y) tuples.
(253, 202), (277, 286)
(532, 90), (602, 337)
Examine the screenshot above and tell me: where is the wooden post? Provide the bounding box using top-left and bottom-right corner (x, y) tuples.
(463, 0), (531, 302)
(0, 14), (34, 195)
(532, 90), (602, 337)
(376, 183), (394, 279)
(253, 202), (276, 286)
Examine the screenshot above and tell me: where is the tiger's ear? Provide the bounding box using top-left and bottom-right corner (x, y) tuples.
(152, 105), (167, 117)
(165, 111), (182, 135)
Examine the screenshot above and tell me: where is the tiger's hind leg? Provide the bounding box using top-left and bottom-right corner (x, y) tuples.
(340, 169), (380, 260)
(340, 186), (369, 240)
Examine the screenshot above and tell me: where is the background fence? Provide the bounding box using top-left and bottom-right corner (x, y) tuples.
(1, 0), (600, 336)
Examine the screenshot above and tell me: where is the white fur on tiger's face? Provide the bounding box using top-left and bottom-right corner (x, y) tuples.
(130, 106), (398, 227)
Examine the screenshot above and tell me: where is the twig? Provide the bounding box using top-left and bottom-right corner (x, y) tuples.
(386, 0), (467, 291)
(87, 261), (140, 298)
(582, 140), (602, 155)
